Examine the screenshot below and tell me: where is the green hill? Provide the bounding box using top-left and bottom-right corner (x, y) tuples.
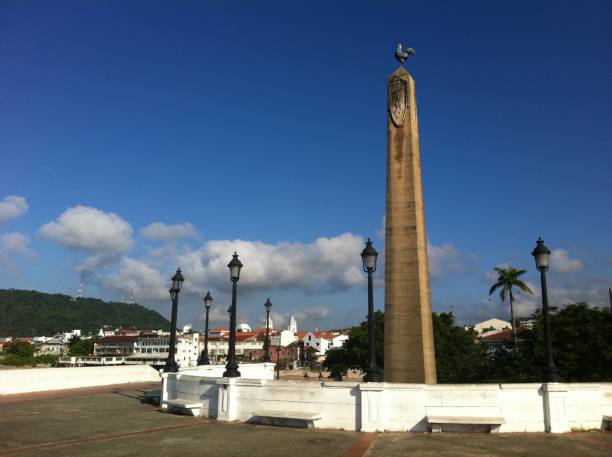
(0, 289), (170, 337)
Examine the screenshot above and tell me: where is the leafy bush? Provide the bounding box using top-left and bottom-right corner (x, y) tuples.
(5, 341), (36, 358)
(2, 354), (34, 366)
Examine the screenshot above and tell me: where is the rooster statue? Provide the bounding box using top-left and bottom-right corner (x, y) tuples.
(395, 43), (414, 66)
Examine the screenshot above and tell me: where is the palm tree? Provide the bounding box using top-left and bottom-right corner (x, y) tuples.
(489, 266), (533, 345)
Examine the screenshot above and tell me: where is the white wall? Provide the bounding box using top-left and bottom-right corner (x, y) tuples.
(0, 365), (160, 395)
(163, 375), (612, 433)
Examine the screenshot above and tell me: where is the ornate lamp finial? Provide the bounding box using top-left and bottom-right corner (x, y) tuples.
(395, 43), (414, 67)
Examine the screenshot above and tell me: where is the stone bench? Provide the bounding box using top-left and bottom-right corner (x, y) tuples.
(164, 398), (204, 416)
(603, 415), (612, 431)
(250, 410), (323, 428)
(426, 415), (505, 433)
(143, 389), (161, 405)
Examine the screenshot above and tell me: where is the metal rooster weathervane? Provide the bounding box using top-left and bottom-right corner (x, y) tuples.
(395, 43), (414, 67)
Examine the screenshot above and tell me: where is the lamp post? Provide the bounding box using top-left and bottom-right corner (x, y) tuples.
(361, 239), (383, 382)
(263, 298), (272, 362)
(164, 268), (184, 373)
(198, 291), (213, 365)
(531, 237), (561, 383)
(276, 344), (281, 380)
(223, 252), (243, 378)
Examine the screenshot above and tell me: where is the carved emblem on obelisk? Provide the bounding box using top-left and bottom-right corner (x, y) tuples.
(388, 77), (407, 127)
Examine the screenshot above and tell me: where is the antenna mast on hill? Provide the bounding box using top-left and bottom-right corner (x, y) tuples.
(76, 281), (83, 299)
(129, 288), (135, 305)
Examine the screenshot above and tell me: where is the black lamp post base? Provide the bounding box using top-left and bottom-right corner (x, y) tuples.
(164, 360), (178, 373)
(363, 368), (383, 383)
(543, 366), (561, 383)
(223, 361), (241, 378)
(330, 369), (343, 381)
(197, 353), (211, 365)
(263, 356), (271, 363)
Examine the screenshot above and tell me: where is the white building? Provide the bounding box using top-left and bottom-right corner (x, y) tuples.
(39, 335), (67, 355)
(132, 332), (200, 368)
(62, 329), (81, 343)
(288, 315), (297, 333)
(237, 323), (251, 332)
(303, 331), (335, 355)
(271, 330), (297, 347)
(332, 333), (349, 348)
(471, 318), (512, 337)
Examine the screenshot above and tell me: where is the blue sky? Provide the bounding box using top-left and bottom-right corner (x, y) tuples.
(1, 1), (610, 333)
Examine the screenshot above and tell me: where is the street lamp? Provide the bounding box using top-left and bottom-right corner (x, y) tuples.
(532, 237), (561, 383)
(361, 239), (383, 382)
(263, 298), (272, 362)
(198, 291), (213, 365)
(223, 252), (243, 378)
(276, 344), (281, 380)
(164, 268), (184, 373)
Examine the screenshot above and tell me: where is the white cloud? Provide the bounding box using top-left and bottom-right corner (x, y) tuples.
(482, 263), (511, 285)
(140, 222), (200, 241)
(39, 206), (133, 270)
(173, 232), (366, 294)
(94, 257), (168, 301)
(550, 249), (584, 273)
(428, 243), (461, 277)
(0, 232), (32, 271)
(0, 195), (28, 224)
(92, 233), (366, 305)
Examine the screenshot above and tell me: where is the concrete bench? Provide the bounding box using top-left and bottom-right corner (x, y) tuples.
(164, 398), (204, 416)
(143, 389), (161, 405)
(603, 415), (612, 431)
(250, 410), (323, 428)
(426, 415), (505, 433)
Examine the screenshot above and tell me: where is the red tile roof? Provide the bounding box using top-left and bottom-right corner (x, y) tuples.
(98, 335), (138, 343)
(480, 327), (530, 341)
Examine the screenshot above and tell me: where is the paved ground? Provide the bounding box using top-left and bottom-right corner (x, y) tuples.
(0, 384), (610, 457)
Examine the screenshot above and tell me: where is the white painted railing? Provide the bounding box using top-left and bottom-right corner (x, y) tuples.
(162, 373), (612, 433)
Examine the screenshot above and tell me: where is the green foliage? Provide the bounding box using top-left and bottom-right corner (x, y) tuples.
(323, 311), (384, 374)
(432, 312), (489, 383)
(0, 289), (170, 337)
(2, 354), (33, 366)
(488, 266), (533, 334)
(322, 304), (612, 383)
(533, 303), (611, 381)
(1, 353), (59, 367)
(69, 337), (96, 356)
(34, 354), (59, 366)
(5, 341), (36, 358)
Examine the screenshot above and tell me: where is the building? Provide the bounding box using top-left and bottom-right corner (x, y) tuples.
(471, 318), (512, 337)
(479, 327), (531, 352)
(270, 329), (297, 347)
(62, 330), (81, 343)
(94, 335), (137, 356)
(288, 315), (297, 333)
(39, 335), (67, 355)
(303, 331), (336, 355)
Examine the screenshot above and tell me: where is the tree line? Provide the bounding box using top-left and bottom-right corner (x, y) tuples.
(324, 303), (612, 383)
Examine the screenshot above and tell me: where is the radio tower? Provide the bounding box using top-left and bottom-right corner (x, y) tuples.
(129, 288), (135, 305)
(76, 281), (83, 299)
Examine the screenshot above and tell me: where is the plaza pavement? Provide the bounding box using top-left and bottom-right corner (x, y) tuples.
(0, 383), (610, 457)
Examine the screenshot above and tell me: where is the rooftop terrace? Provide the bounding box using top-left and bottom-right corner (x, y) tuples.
(0, 383), (610, 457)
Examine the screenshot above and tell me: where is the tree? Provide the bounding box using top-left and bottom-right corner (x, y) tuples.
(432, 312), (489, 383)
(69, 337), (96, 356)
(488, 266), (533, 344)
(5, 341), (35, 358)
(324, 311), (489, 382)
(530, 303), (612, 382)
(323, 311), (384, 374)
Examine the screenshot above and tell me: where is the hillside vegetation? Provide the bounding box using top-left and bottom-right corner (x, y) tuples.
(0, 289), (170, 337)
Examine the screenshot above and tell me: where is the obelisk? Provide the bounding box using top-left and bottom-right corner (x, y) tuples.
(384, 44), (437, 384)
